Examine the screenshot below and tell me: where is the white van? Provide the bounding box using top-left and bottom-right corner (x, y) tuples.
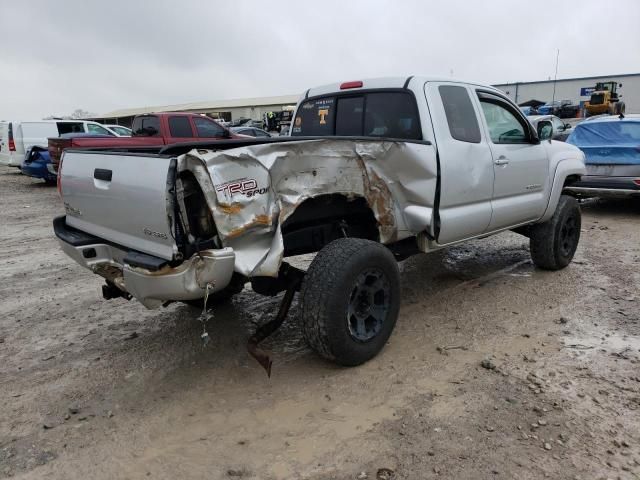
(0, 120), (115, 167)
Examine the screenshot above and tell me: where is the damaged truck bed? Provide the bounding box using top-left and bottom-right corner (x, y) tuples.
(55, 77), (586, 368)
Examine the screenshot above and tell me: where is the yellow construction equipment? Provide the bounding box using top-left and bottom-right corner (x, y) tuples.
(584, 81), (626, 116)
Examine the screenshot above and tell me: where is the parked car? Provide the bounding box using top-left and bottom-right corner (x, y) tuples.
(528, 115), (573, 141)
(538, 100), (580, 119)
(48, 113), (239, 173)
(0, 120), (114, 167)
(230, 126), (271, 137)
(20, 147), (56, 183)
(22, 133), (112, 184)
(519, 106), (537, 116)
(54, 76), (585, 369)
(103, 124), (132, 136)
(565, 114), (640, 198)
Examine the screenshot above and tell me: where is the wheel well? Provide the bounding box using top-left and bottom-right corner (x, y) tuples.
(563, 174), (581, 187)
(281, 194), (379, 257)
(562, 174), (581, 197)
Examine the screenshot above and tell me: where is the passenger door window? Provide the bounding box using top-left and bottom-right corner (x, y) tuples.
(87, 123), (113, 136)
(168, 116), (194, 137)
(478, 99), (528, 144)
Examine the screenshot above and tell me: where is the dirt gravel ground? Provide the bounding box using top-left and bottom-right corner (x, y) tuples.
(1, 165), (639, 480)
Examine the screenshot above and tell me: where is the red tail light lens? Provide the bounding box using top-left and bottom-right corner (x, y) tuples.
(8, 139), (15, 151)
(633, 179), (640, 186)
(340, 81), (363, 90)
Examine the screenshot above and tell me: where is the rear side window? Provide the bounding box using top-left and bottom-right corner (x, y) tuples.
(364, 92), (421, 139)
(292, 91), (421, 140)
(193, 117), (225, 137)
(439, 85), (481, 143)
(56, 122), (85, 135)
(168, 116), (193, 137)
(132, 116), (160, 136)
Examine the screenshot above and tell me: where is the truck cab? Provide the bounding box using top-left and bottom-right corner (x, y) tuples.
(291, 77), (574, 243)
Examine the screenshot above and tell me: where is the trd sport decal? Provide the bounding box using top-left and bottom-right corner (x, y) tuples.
(215, 178), (268, 198)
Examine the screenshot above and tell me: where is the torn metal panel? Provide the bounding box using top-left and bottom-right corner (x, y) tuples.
(177, 139), (438, 277)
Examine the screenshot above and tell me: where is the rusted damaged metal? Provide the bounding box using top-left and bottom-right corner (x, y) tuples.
(176, 138), (438, 278)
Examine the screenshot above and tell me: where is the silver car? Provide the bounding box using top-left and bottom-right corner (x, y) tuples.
(528, 115), (573, 141)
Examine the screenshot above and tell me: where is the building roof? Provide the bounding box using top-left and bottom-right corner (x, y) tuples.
(99, 94), (301, 119)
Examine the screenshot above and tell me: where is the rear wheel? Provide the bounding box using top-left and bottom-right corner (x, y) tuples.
(529, 195), (581, 270)
(300, 238), (401, 366)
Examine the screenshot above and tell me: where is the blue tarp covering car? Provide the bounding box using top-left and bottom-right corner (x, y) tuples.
(565, 116), (640, 198)
(21, 147), (56, 184)
(567, 117), (640, 165)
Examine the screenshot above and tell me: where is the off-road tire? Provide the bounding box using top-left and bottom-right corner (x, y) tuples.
(300, 238), (401, 366)
(529, 195), (581, 270)
(183, 274), (246, 309)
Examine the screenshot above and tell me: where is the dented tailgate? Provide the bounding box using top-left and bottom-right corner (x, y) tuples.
(60, 151), (178, 260)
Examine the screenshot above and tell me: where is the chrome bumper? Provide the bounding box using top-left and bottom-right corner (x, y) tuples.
(56, 229), (236, 309)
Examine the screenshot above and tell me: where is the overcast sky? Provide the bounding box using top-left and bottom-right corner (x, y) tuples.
(1, 0), (639, 119)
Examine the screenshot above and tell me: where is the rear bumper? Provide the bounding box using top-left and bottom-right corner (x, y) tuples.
(21, 158), (57, 182)
(0, 154), (22, 167)
(53, 216), (236, 308)
(565, 175), (640, 198)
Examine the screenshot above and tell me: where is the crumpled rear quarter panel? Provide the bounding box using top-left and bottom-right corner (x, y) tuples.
(178, 139), (437, 277)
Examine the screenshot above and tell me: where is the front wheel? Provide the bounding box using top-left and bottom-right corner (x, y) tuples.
(299, 238), (401, 366)
(529, 195), (581, 270)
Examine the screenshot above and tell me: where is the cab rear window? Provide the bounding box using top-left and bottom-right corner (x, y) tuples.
(292, 91), (421, 140)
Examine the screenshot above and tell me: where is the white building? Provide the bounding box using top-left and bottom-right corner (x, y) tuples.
(494, 73), (640, 113)
(92, 72), (640, 126)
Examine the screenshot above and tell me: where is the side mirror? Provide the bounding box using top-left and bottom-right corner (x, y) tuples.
(537, 120), (553, 140)
(564, 123), (572, 130)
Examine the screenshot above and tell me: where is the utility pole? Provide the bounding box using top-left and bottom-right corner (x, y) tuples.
(551, 49), (560, 104)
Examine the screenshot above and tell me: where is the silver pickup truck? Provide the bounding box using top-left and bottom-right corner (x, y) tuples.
(54, 77), (586, 368)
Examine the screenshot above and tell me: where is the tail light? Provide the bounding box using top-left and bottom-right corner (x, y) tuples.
(8, 123), (15, 151)
(633, 179), (640, 186)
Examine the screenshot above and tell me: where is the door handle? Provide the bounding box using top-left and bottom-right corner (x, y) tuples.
(494, 156), (509, 166)
(94, 168), (112, 181)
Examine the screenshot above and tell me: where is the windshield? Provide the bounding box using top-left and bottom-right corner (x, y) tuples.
(590, 94), (604, 105)
(291, 90), (421, 140)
